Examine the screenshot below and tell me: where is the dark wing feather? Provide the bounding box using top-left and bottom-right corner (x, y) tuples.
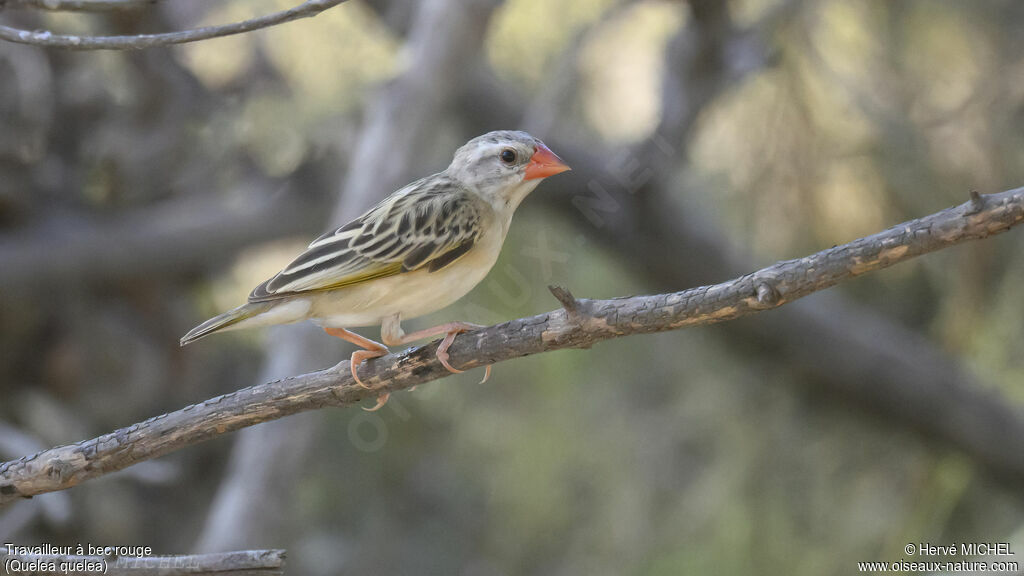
(249, 175), (487, 302)
(425, 238), (475, 272)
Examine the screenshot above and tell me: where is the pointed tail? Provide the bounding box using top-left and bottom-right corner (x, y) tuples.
(180, 302), (273, 346)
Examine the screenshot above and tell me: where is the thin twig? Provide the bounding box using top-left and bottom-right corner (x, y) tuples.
(548, 285), (580, 315)
(0, 549), (285, 575)
(1, 187), (1023, 505)
(0, 0), (349, 50)
(4, 0), (155, 11)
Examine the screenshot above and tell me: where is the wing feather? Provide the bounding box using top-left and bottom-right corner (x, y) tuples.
(426, 238), (475, 272)
(249, 175), (487, 302)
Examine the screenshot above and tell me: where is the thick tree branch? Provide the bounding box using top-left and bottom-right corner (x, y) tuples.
(1, 187), (1023, 505)
(0, 549), (285, 575)
(0, 0), (348, 50)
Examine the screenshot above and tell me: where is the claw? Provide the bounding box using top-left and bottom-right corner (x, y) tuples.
(436, 330), (465, 374)
(324, 327), (389, 390)
(436, 351), (465, 374)
(478, 365), (492, 384)
(350, 348), (388, 389)
(362, 392), (390, 412)
(436, 329), (494, 383)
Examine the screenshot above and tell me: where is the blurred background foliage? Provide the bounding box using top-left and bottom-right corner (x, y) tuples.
(2, 0), (1024, 574)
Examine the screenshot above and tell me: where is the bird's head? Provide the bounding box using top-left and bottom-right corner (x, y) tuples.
(446, 130), (571, 211)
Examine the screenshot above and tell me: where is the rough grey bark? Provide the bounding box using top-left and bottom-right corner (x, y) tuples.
(0, 549), (285, 575)
(2, 186), (1022, 505)
(0, 422), (70, 541)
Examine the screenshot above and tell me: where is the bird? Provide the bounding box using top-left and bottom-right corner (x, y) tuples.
(180, 130), (571, 410)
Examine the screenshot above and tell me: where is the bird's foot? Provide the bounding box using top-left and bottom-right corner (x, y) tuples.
(435, 328), (493, 384)
(350, 350), (394, 411)
(436, 330), (464, 374)
(323, 327), (391, 409)
(363, 392), (390, 412)
(349, 348), (389, 389)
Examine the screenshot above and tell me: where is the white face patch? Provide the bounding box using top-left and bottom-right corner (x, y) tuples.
(448, 132), (541, 205)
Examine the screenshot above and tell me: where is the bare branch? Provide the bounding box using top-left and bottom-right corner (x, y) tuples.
(0, 0), (348, 50)
(4, 0), (154, 11)
(0, 421), (71, 538)
(0, 549), (285, 575)
(1, 187), (1022, 504)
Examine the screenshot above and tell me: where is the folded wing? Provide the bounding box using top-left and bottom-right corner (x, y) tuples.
(249, 176), (486, 302)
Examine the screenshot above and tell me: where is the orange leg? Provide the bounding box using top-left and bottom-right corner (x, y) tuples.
(323, 327), (390, 411)
(381, 316), (492, 384)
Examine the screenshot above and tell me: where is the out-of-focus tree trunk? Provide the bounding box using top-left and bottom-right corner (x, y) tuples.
(194, 0), (504, 554)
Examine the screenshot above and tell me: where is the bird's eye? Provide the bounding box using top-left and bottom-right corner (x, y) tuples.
(500, 149), (517, 164)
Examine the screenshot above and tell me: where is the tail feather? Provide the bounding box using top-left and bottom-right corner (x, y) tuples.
(180, 302), (273, 346)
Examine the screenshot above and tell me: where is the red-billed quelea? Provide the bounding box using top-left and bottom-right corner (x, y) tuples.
(181, 131), (571, 409)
